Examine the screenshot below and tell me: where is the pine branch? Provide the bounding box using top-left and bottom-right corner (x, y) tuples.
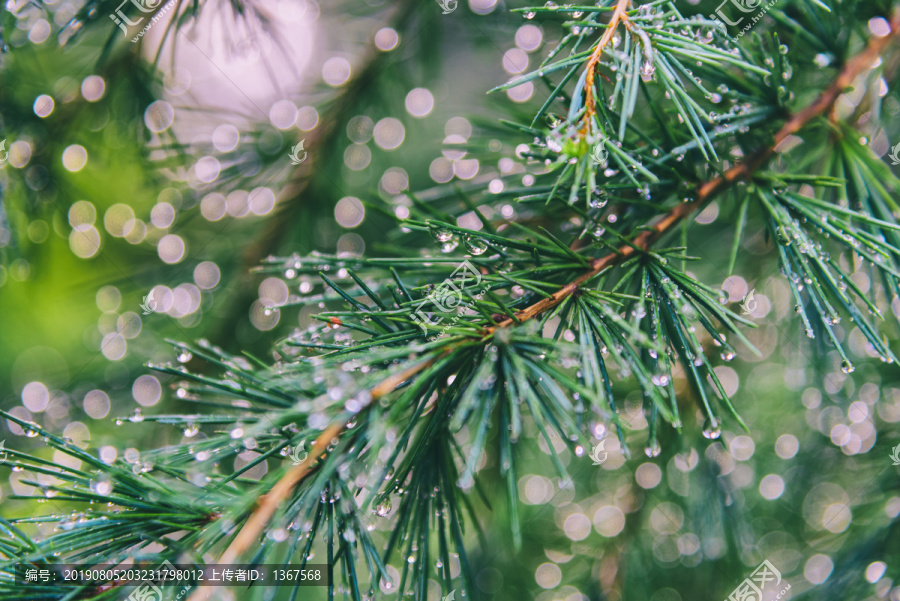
(489, 8), (900, 329)
(184, 13), (900, 592)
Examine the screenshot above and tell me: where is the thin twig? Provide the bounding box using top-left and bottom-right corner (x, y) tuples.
(188, 16), (900, 592)
(584, 0), (633, 129)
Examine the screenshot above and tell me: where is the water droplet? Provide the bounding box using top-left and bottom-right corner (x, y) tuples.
(375, 499), (392, 517)
(177, 350), (193, 363)
(841, 360), (855, 374)
(430, 226), (454, 243)
(128, 409), (144, 423)
(696, 26), (714, 44)
(464, 236), (488, 255)
(589, 189), (608, 209)
(183, 423), (199, 437)
(644, 442), (661, 457)
(702, 418), (722, 440)
(90, 478), (112, 496)
(651, 373), (670, 386)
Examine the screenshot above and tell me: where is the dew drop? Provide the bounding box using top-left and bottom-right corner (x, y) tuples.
(702, 418), (722, 440)
(430, 226), (454, 243)
(588, 189), (608, 209)
(464, 236), (488, 255)
(90, 478), (112, 496)
(375, 499), (392, 517)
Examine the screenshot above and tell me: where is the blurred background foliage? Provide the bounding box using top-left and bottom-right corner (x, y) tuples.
(1, 0), (900, 599)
